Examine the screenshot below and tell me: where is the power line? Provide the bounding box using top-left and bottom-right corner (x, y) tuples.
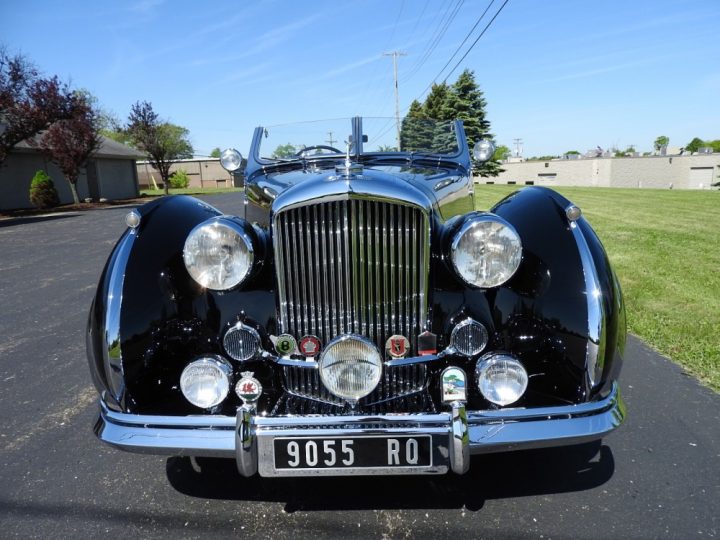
(401, 0), (465, 83)
(440, 0), (510, 83)
(426, 0), (496, 87)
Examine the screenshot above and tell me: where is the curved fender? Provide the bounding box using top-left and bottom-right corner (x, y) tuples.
(491, 187), (625, 400)
(87, 195), (277, 414)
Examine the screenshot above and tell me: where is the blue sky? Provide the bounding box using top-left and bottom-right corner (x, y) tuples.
(1, 0), (719, 157)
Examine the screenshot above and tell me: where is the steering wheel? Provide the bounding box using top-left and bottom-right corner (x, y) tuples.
(294, 145), (342, 157)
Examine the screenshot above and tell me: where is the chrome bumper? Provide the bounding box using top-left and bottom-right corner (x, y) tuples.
(95, 383), (625, 476)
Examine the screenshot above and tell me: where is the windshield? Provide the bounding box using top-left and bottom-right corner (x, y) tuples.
(258, 117), (460, 160)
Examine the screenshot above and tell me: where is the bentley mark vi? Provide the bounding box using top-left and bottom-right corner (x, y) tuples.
(88, 117), (625, 476)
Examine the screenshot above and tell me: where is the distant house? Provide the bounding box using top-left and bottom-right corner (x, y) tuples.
(0, 136), (145, 210)
(136, 157), (241, 190)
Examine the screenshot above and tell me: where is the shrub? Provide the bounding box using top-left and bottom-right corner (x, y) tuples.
(29, 170), (60, 209)
(168, 169), (190, 189)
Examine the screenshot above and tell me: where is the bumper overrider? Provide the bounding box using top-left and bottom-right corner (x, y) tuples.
(94, 382), (625, 477)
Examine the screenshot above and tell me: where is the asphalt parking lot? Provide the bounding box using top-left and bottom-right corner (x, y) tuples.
(0, 193), (718, 539)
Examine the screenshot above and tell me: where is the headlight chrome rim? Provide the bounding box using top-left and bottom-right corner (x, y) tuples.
(180, 356), (232, 409)
(450, 214), (522, 289)
(183, 217), (255, 291)
(475, 353), (528, 406)
(318, 334), (382, 402)
(450, 318), (489, 357)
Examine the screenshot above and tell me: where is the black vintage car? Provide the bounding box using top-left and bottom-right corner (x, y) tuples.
(88, 117), (625, 477)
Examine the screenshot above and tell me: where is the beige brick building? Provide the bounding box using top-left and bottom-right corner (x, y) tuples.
(487, 154), (720, 189)
(136, 158), (241, 189)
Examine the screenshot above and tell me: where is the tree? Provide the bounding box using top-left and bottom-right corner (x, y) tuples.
(565, 150), (580, 155)
(271, 143), (296, 158)
(423, 83), (450, 120)
(210, 147), (221, 158)
(0, 47), (74, 166)
(442, 69), (500, 176)
(686, 137), (704, 153)
(653, 135), (669, 151)
(377, 144), (398, 152)
(36, 93), (101, 204)
(126, 101), (193, 195)
(706, 140), (720, 152)
(400, 99), (434, 152)
(493, 145), (511, 161)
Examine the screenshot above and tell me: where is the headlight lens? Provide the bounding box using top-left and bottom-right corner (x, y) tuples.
(183, 218), (254, 290)
(451, 214), (522, 288)
(180, 357), (232, 409)
(220, 148), (243, 172)
(476, 353), (528, 406)
(319, 335), (382, 402)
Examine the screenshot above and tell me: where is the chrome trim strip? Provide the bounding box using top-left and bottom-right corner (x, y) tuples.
(570, 216), (607, 390)
(103, 229), (137, 404)
(450, 401), (469, 474)
(96, 384), (624, 465)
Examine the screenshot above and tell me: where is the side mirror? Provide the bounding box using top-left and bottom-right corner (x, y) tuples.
(473, 140), (496, 162)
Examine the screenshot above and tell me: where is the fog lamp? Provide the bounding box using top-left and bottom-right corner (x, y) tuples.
(180, 356), (232, 409)
(223, 322), (261, 361)
(450, 318), (488, 356)
(476, 353), (528, 406)
(319, 335), (382, 402)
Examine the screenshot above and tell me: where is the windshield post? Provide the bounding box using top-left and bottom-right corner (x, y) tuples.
(352, 116), (363, 158)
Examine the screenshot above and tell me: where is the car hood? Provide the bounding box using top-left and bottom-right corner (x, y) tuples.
(246, 162), (470, 220)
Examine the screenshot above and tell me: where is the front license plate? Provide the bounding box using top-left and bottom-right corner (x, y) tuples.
(273, 435), (432, 470)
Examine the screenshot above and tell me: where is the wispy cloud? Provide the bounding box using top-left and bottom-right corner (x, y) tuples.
(128, 0), (165, 13)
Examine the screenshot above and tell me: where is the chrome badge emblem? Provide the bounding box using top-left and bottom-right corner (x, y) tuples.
(274, 334), (297, 356)
(236, 371), (263, 405)
(299, 335), (321, 357)
(441, 367), (467, 402)
(385, 335), (410, 359)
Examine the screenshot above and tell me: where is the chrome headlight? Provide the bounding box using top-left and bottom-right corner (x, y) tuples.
(451, 214), (522, 288)
(183, 217), (254, 290)
(180, 356), (232, 409)
(319, 335), (382, 402)
(476, 353), (528, 406)
(220, 148), (243, 172)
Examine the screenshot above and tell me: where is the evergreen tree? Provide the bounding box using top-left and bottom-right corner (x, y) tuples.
(443, 69), (500, 176)
(400, 99), (434, 152)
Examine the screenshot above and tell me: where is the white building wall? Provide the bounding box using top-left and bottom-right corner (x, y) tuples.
(488, 154), (720, 189)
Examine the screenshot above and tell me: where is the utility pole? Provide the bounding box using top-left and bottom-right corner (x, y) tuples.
(383, 51), (407, 150)
(512, 138), (523, 158)
(325, 131), (337, 146)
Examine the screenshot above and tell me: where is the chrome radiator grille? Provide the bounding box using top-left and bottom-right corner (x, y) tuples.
(273, 199), (429, 352)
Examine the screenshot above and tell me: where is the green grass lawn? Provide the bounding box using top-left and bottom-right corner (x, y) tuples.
(474, 185), (720, 390)
(139, 187), (242, 197)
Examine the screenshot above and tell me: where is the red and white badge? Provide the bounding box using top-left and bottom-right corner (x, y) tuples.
(385, 335), (410, 358)
(235, 371), (262, 405)
(299, 335), (322, 357)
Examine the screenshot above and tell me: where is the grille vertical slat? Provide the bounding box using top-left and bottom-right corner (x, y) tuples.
(274, 200), (428, 352)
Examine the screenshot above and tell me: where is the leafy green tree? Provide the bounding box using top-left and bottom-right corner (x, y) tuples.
(126, 101), (194, 195)
(377, 144), (398, 152)
(271, 143), (296, 158)
(565, 150), (580, 155)
(493, 145), (511, 161)
(210, 147), (221, 158)
(686, 137), (704, 153)
(653, 135), (669, 151)
(706, 140), (720, 152)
